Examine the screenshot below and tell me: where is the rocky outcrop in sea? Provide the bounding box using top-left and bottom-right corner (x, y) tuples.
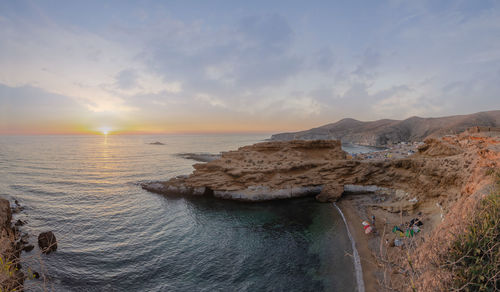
(142, 133), (499, 207)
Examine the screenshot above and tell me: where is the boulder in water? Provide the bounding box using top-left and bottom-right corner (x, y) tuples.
(23, 244), (34, 252)
(38, 231), (57, 254)
(20, 234), (29, 244)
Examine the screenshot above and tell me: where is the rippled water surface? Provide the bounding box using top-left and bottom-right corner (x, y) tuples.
(0, 135), (357, 291)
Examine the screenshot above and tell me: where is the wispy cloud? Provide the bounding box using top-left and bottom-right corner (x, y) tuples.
(1, 1), (499, 133)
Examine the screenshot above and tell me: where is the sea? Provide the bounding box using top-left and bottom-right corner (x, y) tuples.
(0, 134), (374, 291)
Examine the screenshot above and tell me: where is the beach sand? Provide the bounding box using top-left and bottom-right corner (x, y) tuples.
(337, 199), (379, 292)
(337, 191), (442, 292)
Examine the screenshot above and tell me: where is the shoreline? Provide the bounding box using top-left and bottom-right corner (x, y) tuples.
(333, 203), (365, 292)
(0, 198), (23, 290)
(336, 199), (378, 292)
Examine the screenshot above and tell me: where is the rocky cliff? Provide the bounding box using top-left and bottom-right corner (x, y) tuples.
(144, 140), (347, 201)
(0, 199), (23, 291)
(143, 132), (499, 207)
(270, 110), (500, 146)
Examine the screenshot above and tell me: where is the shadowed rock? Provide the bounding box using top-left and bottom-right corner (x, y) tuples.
(23, 244), (34, 252)
(176, 153), (221, 162)
(38, 231), (57, 254)
(316, 184), (344, 202)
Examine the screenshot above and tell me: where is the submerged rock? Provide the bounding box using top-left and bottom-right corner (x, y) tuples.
(20, 234), (29, 244)
(38, 231), (57, 254)
(176, 153), (221, 162)
(23, 244), (34, 252)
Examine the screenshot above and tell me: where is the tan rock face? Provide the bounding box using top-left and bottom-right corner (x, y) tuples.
(142, 135), (500, 204)
(315, 184), (344, 202)
(143, 140), (346, 200)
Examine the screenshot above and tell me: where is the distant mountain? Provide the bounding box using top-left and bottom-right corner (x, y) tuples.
(270, 110), (500, 146)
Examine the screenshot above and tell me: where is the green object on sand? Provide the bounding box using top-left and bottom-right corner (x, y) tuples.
(392, 226), (405, 237)
(405, 229), (414, 237)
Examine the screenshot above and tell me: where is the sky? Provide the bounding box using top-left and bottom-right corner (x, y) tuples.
(1, 0), (499, 134)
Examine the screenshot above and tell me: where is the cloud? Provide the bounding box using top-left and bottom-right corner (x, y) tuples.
(195, 94), (227, 108)
(352, 49), (381, 79)
(0, 83), (83, 132)
(310, 47), (335, 72)
(0, 12), (181, 115)
(142, 13), (303, 93)
(116, 69), (139, 89)
(1, 1), (500, 133)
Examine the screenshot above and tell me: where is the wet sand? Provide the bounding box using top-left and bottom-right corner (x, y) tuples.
(337, 199), (379, 292)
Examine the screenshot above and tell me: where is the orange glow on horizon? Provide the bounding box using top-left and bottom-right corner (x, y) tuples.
(0, 118), (321, 135)
(0, 127), (279, 136)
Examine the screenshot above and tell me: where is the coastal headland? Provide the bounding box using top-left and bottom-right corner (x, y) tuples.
(0, 199), (24, 290)
(142, 129), (500, 291)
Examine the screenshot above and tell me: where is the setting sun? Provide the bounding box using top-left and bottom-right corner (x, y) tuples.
(99, 127), (111, 135)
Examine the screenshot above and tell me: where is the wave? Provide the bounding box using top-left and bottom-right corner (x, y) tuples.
(334, 202), (365, 292)
(175, 152), (221, 162)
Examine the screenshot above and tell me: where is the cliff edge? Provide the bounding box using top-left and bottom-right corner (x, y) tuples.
(0, 199), (23, 291)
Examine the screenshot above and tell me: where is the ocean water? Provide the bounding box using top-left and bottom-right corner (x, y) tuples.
(0, 135), (360, 291)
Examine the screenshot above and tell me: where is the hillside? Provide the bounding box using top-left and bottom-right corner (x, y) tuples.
(270, 110), (500, 146)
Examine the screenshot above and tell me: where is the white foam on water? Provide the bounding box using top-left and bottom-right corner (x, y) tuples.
(333, 202), (365, 292)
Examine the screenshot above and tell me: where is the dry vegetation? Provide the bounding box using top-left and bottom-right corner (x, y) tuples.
(446, 171), (499, 291)
(373, 169), (499, 292)
(0, 197), (55, 292)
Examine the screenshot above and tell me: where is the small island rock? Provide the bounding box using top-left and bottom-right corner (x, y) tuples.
(38, 231), (57, 254)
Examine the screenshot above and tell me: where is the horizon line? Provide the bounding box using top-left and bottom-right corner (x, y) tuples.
(0, 131), (277, 136)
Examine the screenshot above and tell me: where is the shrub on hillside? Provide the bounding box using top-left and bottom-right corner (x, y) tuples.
(447, 179), (499, 291)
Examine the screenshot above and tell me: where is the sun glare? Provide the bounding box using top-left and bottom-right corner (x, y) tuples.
(98, 127), (112, 135)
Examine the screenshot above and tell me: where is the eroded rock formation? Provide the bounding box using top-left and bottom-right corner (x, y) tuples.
(143, 140), (346, 201)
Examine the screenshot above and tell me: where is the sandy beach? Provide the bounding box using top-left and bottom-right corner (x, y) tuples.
(337, 199), (379, 292)
(337, 190), (448, 291)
